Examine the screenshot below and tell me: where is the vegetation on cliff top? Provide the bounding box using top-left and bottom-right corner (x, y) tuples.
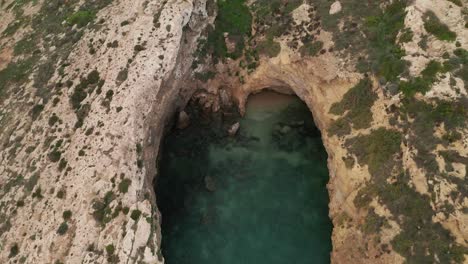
(206, 0), (252, 59)
(346, 128), (401, 176)
(322, 0), (467, 261)
(328, 78), (377, 136)
(423, 11), (457, 42)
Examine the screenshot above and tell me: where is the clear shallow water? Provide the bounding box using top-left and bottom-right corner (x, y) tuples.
(156, 92), (332, 264)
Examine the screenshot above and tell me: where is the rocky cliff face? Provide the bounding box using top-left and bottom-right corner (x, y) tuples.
(0, 0), (467, 263)
(0, 0), (213, 262)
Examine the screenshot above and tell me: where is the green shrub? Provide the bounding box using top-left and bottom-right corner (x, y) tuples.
(365, 1), (407, 81)
(380, 180), (466, 263)
(30, 104), (44, 120)
(105, 90), (114, 100)
(328, 78), (377, 133)
(362, 209), (387, 234)
(130, 209), (141, 221)
(432, 99), (467, 129)
(0, 57), (37, 95)
(399, 77), (429, 97)
(106, 244), (119, 263)
(454, 48), (468, 61)
(14, 35), (37, 55)
(136, 143), (143, 154)
(134, 45), (145, 52)
(399, 28), (413, 43)
(107, 40), (119, 48)
(70, 85), (88, 110)
(48, 114), (59, 126)
(327, 117), (351, 137)
(3, 20), (24, 36)
(62, 210), (72, 221)
(9, 243), (19, 258)
(85, 127), (94, 136)
(330, 78), (374, 115)
(217, 0), (251, 37)
(32, 187), (43, 199)
(56, 189), (65, 199)
(423, 11), (457, 41)
(347, 128), (401, 175)
(446, 0), (462, 7)
(257, 39), (281, 58)
(300, 41), (323, 57)
(137, 159), (143, 169)
(418, 34), (429, 50)
(58, 158), (67, 171)
(118, 178), (131, 193)
(116, 68), (128, 85)
(71, 70), (101, 110)
(67, 11), (96, 28)
(282, 0), (302, 13)
(25, 174), (39, 192)
(399, 60), (442, 97)
(87, 70), (100, 85)
(400, 98), (467, 181)
(106, 244), (115, 255)
(57, 222), (68, 235)
(205, 0), (252, 59)
(92, 191), (115, 225)
(48, 150), (61, 162)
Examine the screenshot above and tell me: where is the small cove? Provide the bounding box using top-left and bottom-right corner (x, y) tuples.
(156, 91), (333, 264)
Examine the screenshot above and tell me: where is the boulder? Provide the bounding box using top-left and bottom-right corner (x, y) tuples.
(280, 125), (292, 134)
(204, 176), (216, 192)
(228, 122), (240, 136)
(177, 111), (190, 129)
(329, 1), (342, 15)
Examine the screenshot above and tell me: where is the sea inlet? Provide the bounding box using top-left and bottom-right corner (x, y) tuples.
(156, 91), (333, 264)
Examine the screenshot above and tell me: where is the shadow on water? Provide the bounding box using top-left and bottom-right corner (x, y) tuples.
(155, 91), (333, 264)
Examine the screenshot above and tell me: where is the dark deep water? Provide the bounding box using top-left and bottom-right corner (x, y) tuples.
(156, 91), (332, 264)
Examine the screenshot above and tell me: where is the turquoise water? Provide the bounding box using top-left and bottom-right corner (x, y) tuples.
(156, 92), (332, 264)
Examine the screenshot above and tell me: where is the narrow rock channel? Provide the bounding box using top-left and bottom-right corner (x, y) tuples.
(155, 91), (333, 264)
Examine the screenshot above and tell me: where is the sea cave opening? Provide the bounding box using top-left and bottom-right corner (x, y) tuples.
(154, 90), (333, 264)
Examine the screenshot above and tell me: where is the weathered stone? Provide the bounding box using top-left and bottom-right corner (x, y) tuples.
(219, 89), (232, 108)
(228, 122), (240, 136)
(177, 111), (190, 129)
(280, 125), (292, 134)
(204, 176), (216, 192)
(329, 1), (342, 15)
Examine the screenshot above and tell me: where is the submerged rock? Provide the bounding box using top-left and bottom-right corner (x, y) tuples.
(280, 125), (292, 134)
(204, 176), (217, 192)
(228, 122), (240, 136)
(177, 111), (190, 129)
(289, 120), (305, 127)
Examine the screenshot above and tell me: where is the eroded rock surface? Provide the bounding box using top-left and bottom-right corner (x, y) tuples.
(0, 0), (467, 263)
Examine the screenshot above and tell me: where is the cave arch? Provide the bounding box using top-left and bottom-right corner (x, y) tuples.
(155, 86), (337, 263)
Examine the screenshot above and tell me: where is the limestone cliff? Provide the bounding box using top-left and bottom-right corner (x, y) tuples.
(0, 0), (213, 262)
(0, 0), (467, 263)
